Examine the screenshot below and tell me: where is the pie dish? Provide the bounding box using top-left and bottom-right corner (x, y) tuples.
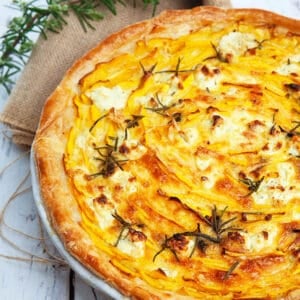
(33, 6), (300, 299)
(30, 150), (123, 299)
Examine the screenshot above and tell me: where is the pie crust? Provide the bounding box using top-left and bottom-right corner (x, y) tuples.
(33, 6), (300, 299)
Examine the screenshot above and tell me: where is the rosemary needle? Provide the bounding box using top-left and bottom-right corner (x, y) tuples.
(223, 261), (240, 280)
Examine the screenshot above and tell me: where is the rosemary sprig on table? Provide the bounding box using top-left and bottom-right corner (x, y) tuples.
(134, 0), (159, 16)
(0, 0), (159, 94)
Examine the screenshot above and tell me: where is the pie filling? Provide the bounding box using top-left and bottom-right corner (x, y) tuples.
(64, 21), (300, 298)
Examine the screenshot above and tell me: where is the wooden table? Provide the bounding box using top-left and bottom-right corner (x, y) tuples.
(0, 1), (299, 299)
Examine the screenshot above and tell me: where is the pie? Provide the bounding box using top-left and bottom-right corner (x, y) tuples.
(33, 6), (300, 299)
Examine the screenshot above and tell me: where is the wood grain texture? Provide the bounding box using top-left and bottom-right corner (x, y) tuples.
(74, 275), (114, 300)
(0, 126), (70, 300)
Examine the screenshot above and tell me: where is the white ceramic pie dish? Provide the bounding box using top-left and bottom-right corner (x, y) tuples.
(30, 149), (125, 300)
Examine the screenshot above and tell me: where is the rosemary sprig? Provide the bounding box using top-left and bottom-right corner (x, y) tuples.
(254, 38), (268, 50)
(154, 224), (212, 261)
(1, 0), (101, 93)
(89, 136), (128, 178)
(201, 205), (239, 242)
(223, 260), (240, 280)
(155, 57), (195, 75)
(0, 0), (159, 94)
(139, 61), (157, 77)
(145, 93), (180, 118)
(145, 94), (174, 115)
(277, 120), (300, 138)
(153, 206), (240, 261)
(112, 211), (144, 246)
(124, 114), (144, 139)
(204, 42), (227, 63)
(112, 211), (132, 246)
(286, 121), (300, 138)
(239, 176), (264, 197)
(89, 112), (108, 132)
(153, 234), (181, 262)
(136, 0), (159, 15)
(156, 57), (181, 76)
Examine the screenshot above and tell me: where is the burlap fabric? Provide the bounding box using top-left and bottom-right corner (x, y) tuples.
(0, 0), (230, 146)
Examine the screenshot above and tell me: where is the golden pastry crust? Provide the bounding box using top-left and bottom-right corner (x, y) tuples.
(33, 6), (300, 299)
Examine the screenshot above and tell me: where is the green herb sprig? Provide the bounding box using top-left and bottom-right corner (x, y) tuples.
(239, 176), (264, 197)
(153, 206), (240, 262)
(112, 211), (145, 246)
(254, 38), (268, 50)
(89, 136), (128, 178)
(145, 94), (176, 116)
(0, 0), (159, 94)
(124, 114), (144, 139)
(286, 121), (300, 138)
(201, 205), (239, 242)
(204, 42), (227, 63)
(145, 94), (183, 122)
(89, 112), (109, 132)
(153, 234), (182, 262)
(223, 260), (240, 280)
(275, 120), (300, 138)
(155, 57), (197, 76)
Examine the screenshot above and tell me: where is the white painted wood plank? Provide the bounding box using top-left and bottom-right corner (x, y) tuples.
(0, 127), (70, 300)
(73, 273), (115, 300)
(0, 261), (69, 300)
